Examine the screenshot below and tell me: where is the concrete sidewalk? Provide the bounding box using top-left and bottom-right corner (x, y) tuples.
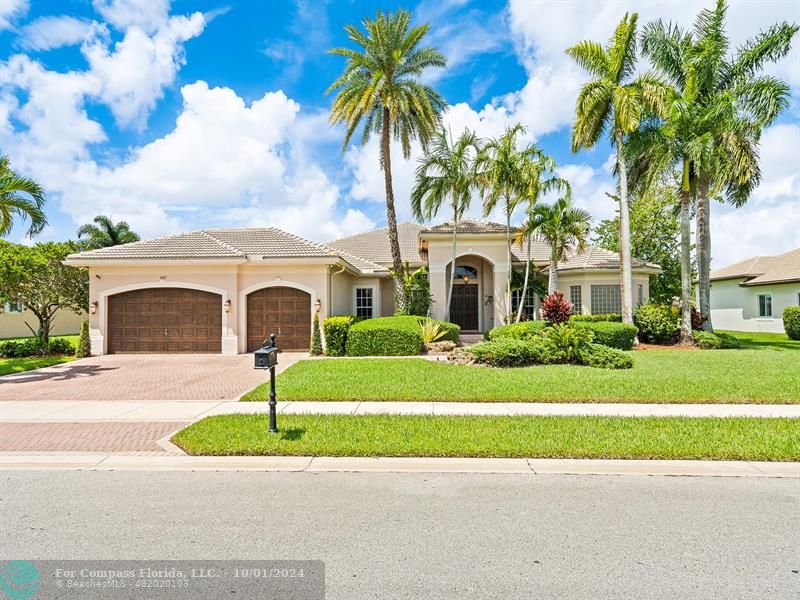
(1, 399), (798, 421)
(1, 454), (797, 477)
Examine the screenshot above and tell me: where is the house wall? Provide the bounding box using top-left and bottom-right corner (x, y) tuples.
(557, 272), (651, 316)
(710, 278), (799, 333)
(0, 308), (85, 339)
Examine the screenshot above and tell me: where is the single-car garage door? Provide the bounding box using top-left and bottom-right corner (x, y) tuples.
(247, 287), (311, 352)
(108, 288), (222, 353)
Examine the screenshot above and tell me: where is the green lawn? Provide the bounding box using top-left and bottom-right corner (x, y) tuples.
(716, 330), (799, 351)
(0, 355), (75, 376)
(0, 334), (79, 345)
(172, 414), (799, 461)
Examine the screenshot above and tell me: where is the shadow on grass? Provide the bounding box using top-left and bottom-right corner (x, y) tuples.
(279, 427), (306, 441)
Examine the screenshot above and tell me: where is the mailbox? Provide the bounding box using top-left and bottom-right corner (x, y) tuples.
(254, 344), (278, 369)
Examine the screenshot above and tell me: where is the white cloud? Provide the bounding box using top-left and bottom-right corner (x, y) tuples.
(0, 0), (27, 29)
(91, 0), (170, 33)
(19, 16), (104, 51)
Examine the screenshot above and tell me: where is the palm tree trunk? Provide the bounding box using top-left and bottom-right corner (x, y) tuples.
(446, 207), (457, 319)
(505, 199), (512, 323)
(548, 249), (558, 294)
(516, 237), (531, 322)
(696, 175), (712, 331)
(679, 159), (693, 345)
(382, 107), (406, 314)
(615, 130), (634, 326)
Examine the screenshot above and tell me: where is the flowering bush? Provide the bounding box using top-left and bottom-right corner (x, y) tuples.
(541, 291), (573, 325)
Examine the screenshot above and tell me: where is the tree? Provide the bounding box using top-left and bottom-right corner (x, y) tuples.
(567, 13), (667, 327)
(515, 196), (591, 295)
(77, 215), (141, 249)
(411, 128), (481, 319)
(0, 155), (47, 238)
(0, 241), (88, 345)
(593, 180), (683, 302)
(327, 10), (446, 312)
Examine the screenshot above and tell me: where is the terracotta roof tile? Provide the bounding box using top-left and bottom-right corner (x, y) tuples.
(711, 248), (800, 285)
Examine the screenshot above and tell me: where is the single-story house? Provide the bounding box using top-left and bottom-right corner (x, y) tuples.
(64, 220), (660, 355)
(0, 302), (84, 339)
(708, 247), (800, 333)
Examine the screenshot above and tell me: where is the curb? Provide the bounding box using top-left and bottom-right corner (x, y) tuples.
(1, 454), (797, 478)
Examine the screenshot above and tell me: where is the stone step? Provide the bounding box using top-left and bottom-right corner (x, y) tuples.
(458, 334), (485, 346)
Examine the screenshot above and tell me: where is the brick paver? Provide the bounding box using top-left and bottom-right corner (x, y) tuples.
(0, 422), (187, 453)
(0, 353), (305, 401)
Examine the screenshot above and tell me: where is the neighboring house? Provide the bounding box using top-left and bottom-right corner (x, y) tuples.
(708, 247), (800, 333)
(0, 302), (84, 339)
(65, 220), (660, 355)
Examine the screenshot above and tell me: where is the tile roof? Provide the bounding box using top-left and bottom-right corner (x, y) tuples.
(421, 219), (510, 234)
(327, 221), (424, 265)
(554, 246), (660, 272)
(711, 247), (800, 286)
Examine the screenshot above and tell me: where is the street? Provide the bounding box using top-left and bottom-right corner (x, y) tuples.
(1, 471), (798, 599)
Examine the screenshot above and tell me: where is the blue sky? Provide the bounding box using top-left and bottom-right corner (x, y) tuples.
(0, 0), (798, 266)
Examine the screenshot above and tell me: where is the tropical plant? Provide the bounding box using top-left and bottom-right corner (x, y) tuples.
(326, 10), (447, 312)
(419, 317), (447, 343)
(0, 155), (47, 237)
(540, 291), (573, 325)
(411, 128), (481, 318)
(401, 264), (433, 317)
(311, 313), (323, 355)
(567, 13), (667, 326)
(75, 319), (91, 358)
(515, 196), (590, 295)
(76, 215), (140, 249)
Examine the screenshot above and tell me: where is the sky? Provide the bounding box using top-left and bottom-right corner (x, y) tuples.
(0, 0), (798, 268)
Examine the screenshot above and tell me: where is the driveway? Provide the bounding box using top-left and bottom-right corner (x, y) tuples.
(0, 353), (306, 401)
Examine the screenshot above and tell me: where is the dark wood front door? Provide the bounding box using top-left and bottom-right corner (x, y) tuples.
(247, 287), (311, 352)
(108, 288), (222, 353)
(450, 284), (479, 331)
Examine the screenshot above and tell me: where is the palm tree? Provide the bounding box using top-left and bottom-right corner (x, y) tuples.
(512, 153), (571, 322)
(411, 128), (481, 319)
(515, 196), (591, 295)
(0, 155), (46, 238)
(567, 13), (667, 326)
(478, 124), (547, 317)
(326, 10), (447, 312)
(77, 215), (140, 249)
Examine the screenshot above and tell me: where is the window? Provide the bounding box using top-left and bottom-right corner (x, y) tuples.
(3, 301), (24, 314)
(569, 286), (582, 315)
(637, 284), (644, 307)
(354, 287), (374, 319)
(511, 288), (536, 320)
(591, 284), (621, 315)
(454, 265), (478, 282)
(758, 294), (772, 317)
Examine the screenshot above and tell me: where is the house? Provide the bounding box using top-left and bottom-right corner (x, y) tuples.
(0, 302), (83, 339)
(64, 220), (660, 355)
(708, 247), (800, 333)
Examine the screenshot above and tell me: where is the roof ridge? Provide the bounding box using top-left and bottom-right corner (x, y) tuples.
(268, 227), (337, 256)
(199, 230), (245, 256)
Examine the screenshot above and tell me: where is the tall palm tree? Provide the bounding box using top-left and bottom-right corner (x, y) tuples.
(478, 124), (546, 317)
(567, 13), (667, 326)
(326, 10), (447, 312)
(77, 215), (140, 249)
(0, 155), (46, 238)
(512, 154), (571, 322)
(515, 196), (591, 295)
(411, 128), (481, 318)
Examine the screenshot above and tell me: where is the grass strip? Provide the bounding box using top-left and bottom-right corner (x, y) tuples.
(0, 355), (75, 377)
(172, 414), (800, 461)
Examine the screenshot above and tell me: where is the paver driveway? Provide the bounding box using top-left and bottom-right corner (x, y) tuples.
(0, 354), (305, 401)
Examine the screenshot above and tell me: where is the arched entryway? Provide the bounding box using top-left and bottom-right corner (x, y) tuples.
(246, 286), (311, 352)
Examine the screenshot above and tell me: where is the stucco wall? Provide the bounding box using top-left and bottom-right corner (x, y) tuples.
(710, 278), (799, 333)
(0, 308), (85, 338)
(558, 272), (651, 315)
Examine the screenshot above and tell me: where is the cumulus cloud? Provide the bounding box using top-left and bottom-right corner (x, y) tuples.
(91, 0), (170, 33)
(18, 16), (104, 51)
(0, 0), (27, 30)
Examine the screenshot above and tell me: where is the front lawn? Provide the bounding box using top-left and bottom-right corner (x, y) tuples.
(242, 348), (800, 403)
(172, 414), (800, 461)
(0, 334), (79, 345)
(716, 330), (800, 351)
(0, 355), (75, 376)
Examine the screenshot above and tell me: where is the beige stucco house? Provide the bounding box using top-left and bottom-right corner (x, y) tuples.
(65, 220), (659, 355)
(0, 303), (84, 339)
(708, 247), (800, 333)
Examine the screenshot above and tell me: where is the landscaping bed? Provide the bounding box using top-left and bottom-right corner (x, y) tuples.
(172, 414), (800, 461)
(0, 334), (80, 376)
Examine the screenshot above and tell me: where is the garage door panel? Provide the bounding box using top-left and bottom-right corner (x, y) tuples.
(108, 288), (222, 354)
(246, 287), (310, 352)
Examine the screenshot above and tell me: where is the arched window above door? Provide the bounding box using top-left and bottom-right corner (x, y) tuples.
(454, 265), (478, 281)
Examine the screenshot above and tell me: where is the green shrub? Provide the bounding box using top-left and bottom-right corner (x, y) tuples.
(693, 331), (742, 350)
(486, 320), (548, 341)
(75, 320), (91, 358)
(0, 337), (75, 358)
(323, 315), (356, 356)
(571, 321), (638, 350)
(311, 313), (323, 356)
(570, 313), (622, 322)
(391, 314), (460, 342)
(784, 307), (800, 340)
(468, 338), (538, 367)
(580, 343), (633, 369)
(420, 317), (447, 343)
(634, 303), (679, 344)
(47, 338), (74, 355)
(542, 323), (595, 361)
(346, 317), (423, 356)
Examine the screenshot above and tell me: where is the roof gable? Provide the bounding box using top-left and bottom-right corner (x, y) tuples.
(711, 248), (800, 285)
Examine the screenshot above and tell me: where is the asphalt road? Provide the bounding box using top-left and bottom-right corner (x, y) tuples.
(1, 471), (798, 599)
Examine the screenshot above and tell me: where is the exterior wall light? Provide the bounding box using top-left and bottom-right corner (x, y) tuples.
(223, 299), (232, 313)
(90, 301), (98, 315)
(314, 299), (322, 313)
(462, 274), (470, 284)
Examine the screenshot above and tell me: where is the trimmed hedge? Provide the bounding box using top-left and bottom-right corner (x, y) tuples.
(570, 313), (622, 322)
(75, 320), (91, 358)
(346, 316), (423, 356)
(0, 337), (75, 358)
(581, 343), (633, 369)
(634, 303), (679, 344)
(386, 315), (460, 342)
(323, 315), (356, 356)
(571, 321), (637, 350)
(486, 320), (548, 341)
(784, 307), (800, 340)
(693, 331), (742, 350)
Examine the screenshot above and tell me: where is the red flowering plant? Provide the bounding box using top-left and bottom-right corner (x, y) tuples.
(541, 291), (573, 325)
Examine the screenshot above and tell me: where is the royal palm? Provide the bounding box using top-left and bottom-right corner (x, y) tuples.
(77, 215), (141, 249)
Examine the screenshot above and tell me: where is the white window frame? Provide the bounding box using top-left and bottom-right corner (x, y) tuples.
(3, 301), (24, 314)
(590, 284), (622, 315)
(757, 293), (773, 318)
(569, 285), (582, 315)
(353, 285), (377, 319)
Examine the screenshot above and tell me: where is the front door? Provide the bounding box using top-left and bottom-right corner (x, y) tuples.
(450, 284), (479, 331)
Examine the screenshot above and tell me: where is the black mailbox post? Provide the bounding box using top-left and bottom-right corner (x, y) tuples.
(254, 333), (279, 433)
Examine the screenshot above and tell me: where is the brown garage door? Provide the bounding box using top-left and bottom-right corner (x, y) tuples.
(247, 287), (311, 352)
(108, 288), (222, 354)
